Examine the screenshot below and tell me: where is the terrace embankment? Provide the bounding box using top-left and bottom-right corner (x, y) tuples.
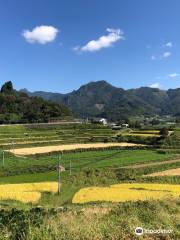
(120, 158), (180, 169)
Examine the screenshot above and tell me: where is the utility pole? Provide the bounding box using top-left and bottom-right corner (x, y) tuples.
(69, 159), (72, 175)
(2, 151), (4, 167)
(11, 141), (14, 154)
(58, 152), (62, 195)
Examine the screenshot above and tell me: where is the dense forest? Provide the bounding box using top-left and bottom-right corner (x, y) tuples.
(0, 81), (71, 124)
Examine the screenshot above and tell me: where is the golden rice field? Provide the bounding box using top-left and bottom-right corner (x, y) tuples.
(133, 130), (160, 134)
(0, 182), (58, 203)
(8, 142), (144, 155)
(125, 130), (174, 137)
(72, 183), (180, 204)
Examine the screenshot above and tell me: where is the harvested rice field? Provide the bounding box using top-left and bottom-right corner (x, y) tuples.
(72, 183), (180, 204)
(8, 142), (144, 155)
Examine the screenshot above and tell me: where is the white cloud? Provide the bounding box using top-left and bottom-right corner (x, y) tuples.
(72, 46), (80, 51)
(22, 25), (59, 44)
(151, 55), (156, 60)
(74, 28), (124, 52)
(168, 73), (180, 78)
(151, 51), (171, 61)
(150, 42), (173, 60)
(150, 83), (161, 88)
(161, 51), (171, 58)
(163, 42), (173, 48)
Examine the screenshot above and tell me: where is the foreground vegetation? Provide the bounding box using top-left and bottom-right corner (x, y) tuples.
(0, 199), (179, 240)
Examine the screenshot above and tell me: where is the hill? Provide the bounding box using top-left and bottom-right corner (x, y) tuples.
(21, 80), (180, 121)
(0, 81), (71, 124)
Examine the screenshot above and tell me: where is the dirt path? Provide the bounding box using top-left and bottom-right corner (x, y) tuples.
(147, 168), (180, 176)
(121, 158), (180, 169)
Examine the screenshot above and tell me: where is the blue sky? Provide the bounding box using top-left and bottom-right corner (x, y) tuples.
(0, 0), (179, 92)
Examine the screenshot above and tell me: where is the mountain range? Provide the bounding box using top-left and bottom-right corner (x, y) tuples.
(21, 80), (180, 121)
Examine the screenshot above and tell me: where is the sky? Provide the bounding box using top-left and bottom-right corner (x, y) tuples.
(0, 0), (179, 93)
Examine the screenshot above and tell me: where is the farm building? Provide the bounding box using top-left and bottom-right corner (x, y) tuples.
(91, 118), (108, 125)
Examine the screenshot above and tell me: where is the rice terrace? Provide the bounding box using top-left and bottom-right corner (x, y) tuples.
(0, 120), (180, 239)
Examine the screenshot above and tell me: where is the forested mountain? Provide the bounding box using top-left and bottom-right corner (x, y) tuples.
(0, 81), (71, 123)
(21, 80), (180, 121)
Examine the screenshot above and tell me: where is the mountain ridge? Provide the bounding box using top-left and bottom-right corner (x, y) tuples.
(20, 80), (180, 120)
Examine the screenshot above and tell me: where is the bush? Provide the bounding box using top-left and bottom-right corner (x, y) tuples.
(0, 207), (46, 240)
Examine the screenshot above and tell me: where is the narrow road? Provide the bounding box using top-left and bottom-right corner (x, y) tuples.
(120, 158), (180, 169)
(0, 121), (83, 127)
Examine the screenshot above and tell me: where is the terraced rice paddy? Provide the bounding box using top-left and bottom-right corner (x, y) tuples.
(0, 123), (179, 239)
(126, 133), (160, 137)
(0, 149), (174, 182)
(0, 182), (58, 203)
(72, 183), (180, 203)
(124, 130), (174, 138)
(123, 130), (161, 137)
(8, 142), (145, 155)
(0, 139), (63, 146)
(0, 124), (119, 150)
(0, 124), (179, 206)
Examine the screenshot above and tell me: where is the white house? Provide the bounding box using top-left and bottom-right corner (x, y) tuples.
(121, 123), (129, 128)
(99, 118), (108, 125)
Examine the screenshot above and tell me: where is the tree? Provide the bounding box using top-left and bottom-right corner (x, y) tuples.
(175, 117), (180, 123)
(160, 128), (169, 137)
(151, 118), (160, 126)
(0, 81), (71, 124)
(1, 81), (14, 93)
